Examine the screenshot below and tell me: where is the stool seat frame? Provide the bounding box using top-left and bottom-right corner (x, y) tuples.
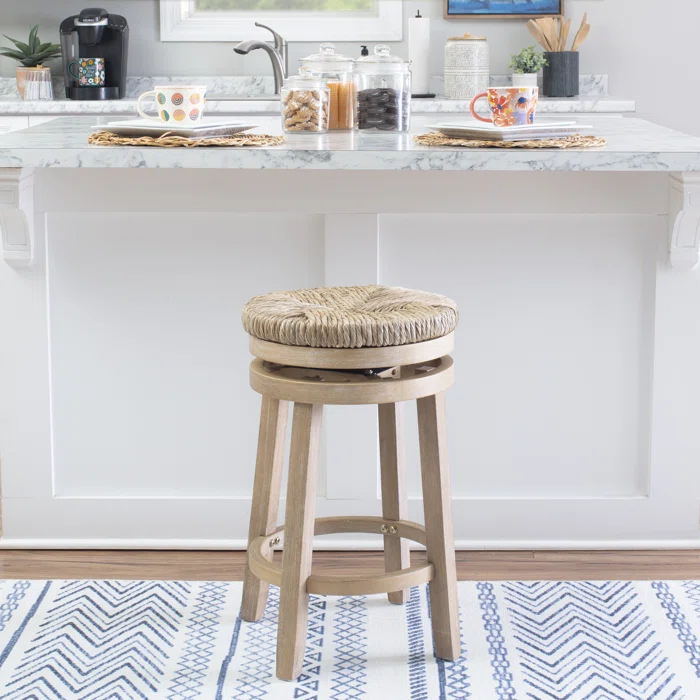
(241, 333), (461, 681)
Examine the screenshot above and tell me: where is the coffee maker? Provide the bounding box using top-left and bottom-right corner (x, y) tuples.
(60, 8), (128, 100)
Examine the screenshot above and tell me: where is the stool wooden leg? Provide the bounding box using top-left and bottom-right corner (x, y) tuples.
(417, 392), (461, 661)
(241, 396), (289, 622)
(378, 402), (411, 605)
(277, 402), (323, 681)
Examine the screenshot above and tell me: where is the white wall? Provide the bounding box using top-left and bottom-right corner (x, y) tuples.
(1, 1), (698, 133)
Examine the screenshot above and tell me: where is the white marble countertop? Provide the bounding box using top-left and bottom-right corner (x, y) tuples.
(0, 95), (635, 116)
(0, 115), (698, 172)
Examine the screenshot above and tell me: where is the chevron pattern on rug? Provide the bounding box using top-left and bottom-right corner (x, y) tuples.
(503, 581), (679, 699)
(0, 580), (189, 699)
(0, 580), (697, 699)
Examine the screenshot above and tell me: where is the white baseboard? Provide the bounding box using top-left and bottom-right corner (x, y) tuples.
(0, 538), (698, 550)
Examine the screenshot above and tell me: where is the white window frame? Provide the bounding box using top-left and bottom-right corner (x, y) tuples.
(160, 0), (403, 42)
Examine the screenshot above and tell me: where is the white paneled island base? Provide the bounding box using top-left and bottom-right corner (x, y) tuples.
(1, 117), (700, 549)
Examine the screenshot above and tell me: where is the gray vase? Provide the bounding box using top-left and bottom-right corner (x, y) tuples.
(542, 52), (579, 98)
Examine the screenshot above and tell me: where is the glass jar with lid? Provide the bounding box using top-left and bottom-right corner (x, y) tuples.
(281, 68), (330, 134)
(299, 43), (354, 130)
(354, 45), (411, 133)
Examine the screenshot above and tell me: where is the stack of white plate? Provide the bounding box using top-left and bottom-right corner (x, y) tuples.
(91, 118), (258, 139)
(427, 121), (594, 142)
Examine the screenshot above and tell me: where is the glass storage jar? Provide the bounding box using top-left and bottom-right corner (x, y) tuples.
(299, 43), (354, 130)
(354, 45), (411, 133)
(281, 69), (330, 134)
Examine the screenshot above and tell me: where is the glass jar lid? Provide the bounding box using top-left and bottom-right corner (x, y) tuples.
(283, 67), (329, 90)
(354, 45), (410, 74)
(300, 43), (354, 73)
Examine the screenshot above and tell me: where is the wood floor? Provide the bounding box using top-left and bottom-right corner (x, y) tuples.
(0, 550), (698, 581)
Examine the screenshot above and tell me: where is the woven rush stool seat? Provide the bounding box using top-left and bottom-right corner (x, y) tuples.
(242, 284), (459, 348)
(240, 284), (461, 681)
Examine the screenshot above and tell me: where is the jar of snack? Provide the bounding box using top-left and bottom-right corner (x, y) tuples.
(354, 45), (411, 133)
(299, 43), (354, 130)
(281, 69), (330, 134)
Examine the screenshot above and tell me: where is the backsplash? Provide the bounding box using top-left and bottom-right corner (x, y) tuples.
(0, 74), (608, 100)
(0, 76), (272, 99)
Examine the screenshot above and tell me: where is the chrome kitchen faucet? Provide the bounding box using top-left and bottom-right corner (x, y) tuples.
(234, 22), (288, 96)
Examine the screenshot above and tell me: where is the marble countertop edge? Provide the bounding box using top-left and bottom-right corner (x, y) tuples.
(1, 148), (698, 173)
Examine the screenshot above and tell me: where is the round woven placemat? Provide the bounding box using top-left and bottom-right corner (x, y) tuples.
(88, 131), (284, 148)
(414, 133), (606, 149)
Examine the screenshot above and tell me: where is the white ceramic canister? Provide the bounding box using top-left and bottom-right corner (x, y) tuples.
(444, 34), (489, 100)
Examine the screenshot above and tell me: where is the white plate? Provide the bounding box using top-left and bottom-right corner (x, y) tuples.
(431, 121), (577, 131)
(92, 118), (257, 139)
(428, 121), (593, 141)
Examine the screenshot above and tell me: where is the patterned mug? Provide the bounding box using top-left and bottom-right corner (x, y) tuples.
(469, 87), (538, 127)
(137, 86), (208, 124)
(68, 57), (105, 87)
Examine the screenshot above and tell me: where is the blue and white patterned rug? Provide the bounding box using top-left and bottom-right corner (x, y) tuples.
(0, 579), (698, 699)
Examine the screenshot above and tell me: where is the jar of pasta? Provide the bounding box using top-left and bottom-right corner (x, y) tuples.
(281, 69), (330, 134)
(299, 43), (354, 130)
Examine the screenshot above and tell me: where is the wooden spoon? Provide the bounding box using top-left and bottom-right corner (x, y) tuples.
(536, 18), (555, 50)
(546, 18), (560, 53)
(570, 13), (589, 52)
(535, 18), (550, 49)
(559, 18), (572, 51)
(571, 23), (590, 52)
(527, 19), (551, 51)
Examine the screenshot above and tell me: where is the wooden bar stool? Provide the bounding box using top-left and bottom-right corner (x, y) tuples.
(240, 285), (461, 681)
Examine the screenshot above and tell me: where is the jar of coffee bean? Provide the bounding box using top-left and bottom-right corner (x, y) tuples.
(353, 45), (411, 133)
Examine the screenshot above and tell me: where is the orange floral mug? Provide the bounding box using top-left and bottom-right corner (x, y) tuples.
(469, 87), (538, 127)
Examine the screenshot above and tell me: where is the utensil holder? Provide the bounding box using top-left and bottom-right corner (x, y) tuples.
(542, 52), (579, 98)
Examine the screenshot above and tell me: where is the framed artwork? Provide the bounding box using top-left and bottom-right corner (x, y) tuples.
(444, 0), (563, 19)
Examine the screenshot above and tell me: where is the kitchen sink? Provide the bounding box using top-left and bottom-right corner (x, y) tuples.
(207, 95), (280, 102)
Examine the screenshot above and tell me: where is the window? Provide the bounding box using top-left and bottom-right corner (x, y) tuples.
(196, 1), (375, 9)
(160, 0), (403, 42)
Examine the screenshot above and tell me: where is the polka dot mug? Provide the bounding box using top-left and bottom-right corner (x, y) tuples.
(137, 86), (207, 124)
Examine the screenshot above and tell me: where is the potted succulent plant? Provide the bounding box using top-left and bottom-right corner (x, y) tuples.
(0, 25), (61, 99)
(509, 46), (548, 88)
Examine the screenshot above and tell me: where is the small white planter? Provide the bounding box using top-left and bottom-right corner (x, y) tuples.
(511, 73), (538, 88)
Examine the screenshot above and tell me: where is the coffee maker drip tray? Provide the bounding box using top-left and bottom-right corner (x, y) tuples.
(67, 86), (122, 101)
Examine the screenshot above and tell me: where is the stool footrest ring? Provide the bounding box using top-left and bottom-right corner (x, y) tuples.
(248, 516), (434, 597)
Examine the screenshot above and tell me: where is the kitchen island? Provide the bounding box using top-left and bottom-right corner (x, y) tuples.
(0, 115), (699, 550)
